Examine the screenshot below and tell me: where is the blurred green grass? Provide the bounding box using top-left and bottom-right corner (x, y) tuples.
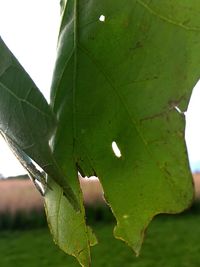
(1, 204), (200, 266)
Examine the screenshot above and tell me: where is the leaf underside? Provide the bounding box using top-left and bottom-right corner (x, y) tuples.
(50, 1), (200, 265)
(0, 37), (81, 210)
(0, 37), (97, 266)
(0, 37), (55, 153)
(1, 0), (200, 266)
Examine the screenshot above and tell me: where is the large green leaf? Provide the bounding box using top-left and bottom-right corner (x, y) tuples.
(0, 37), (79, 208)
(51, 0), (200, 258)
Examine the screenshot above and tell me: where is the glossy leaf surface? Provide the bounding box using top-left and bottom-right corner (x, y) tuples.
(0, 37), (80, 209)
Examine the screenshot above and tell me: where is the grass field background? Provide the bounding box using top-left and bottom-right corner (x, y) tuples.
(1, 210), (200, 267)
(1, 176), (200, 266)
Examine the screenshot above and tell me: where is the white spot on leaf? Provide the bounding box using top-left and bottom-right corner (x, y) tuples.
(99, 15), (105, 22)
(112, 141), (122, 158)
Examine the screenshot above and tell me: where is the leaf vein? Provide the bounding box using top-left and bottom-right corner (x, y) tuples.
(77, 45), (176, 186)
(136, 0), (200, 32)
(0, 81), (51, 119)
(51, 48), (75, 106)
(78, 44), (149, 147)
(73, 0), (78, 147)
(56, 190), (62, 243)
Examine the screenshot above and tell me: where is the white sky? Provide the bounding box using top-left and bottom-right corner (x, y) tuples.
(0, 0), (60, 176)
(185, 82), (200, 170)
(0, 1), (200, 176)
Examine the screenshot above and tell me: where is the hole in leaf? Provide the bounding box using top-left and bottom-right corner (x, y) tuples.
(112, 141), (122, 158)
(99, 15), (105, 22)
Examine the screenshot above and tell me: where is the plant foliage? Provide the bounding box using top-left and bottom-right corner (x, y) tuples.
(1, 1), (200, 266)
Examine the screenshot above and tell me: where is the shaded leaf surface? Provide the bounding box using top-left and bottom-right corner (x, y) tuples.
(0, 37), (79, 209)
(51, 0), (199, 257)
(0, 37), (97, 266)
(0, 37), (55, 156)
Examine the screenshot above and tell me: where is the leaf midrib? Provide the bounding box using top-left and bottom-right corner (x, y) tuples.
(0, 82), (51, 121)
(72, 0), (78, 148)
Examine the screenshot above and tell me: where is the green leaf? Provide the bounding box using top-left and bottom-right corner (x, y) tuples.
(0, 37), (79, 209)
(44, 174), (97, 267)
(0, 36), (97, 266)
(51, 0), (198, 257)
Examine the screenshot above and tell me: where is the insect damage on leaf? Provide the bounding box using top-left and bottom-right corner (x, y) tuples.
(50, 0), (196, 261)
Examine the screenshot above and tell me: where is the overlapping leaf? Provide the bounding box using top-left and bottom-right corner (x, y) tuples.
(0, 37), (97, 266)
(0, 37), (55, 154)
(51, 0), (200, 260)
(0, 37), (79, 208)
